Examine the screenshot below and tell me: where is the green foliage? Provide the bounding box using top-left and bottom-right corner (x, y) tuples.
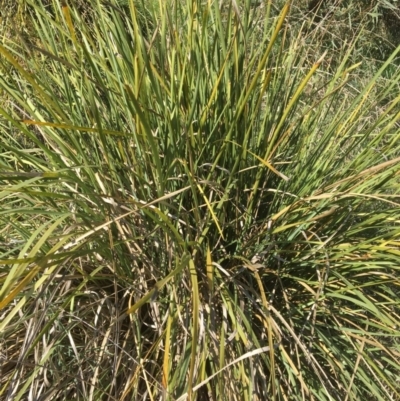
(0, 0), (400, 400)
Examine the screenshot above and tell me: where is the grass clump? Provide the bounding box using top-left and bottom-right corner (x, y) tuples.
(1, 0), (400, 400)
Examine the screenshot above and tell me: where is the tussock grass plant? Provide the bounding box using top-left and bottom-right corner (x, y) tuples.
(0, 0), (400, 400)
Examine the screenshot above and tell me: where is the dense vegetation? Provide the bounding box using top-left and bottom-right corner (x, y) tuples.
(1, 1), (400, 400)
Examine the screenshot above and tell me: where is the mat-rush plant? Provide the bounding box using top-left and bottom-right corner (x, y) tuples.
(0, 0), (400, 400)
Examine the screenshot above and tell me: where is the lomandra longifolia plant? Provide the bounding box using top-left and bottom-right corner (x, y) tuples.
(0, 1), (399, 400)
